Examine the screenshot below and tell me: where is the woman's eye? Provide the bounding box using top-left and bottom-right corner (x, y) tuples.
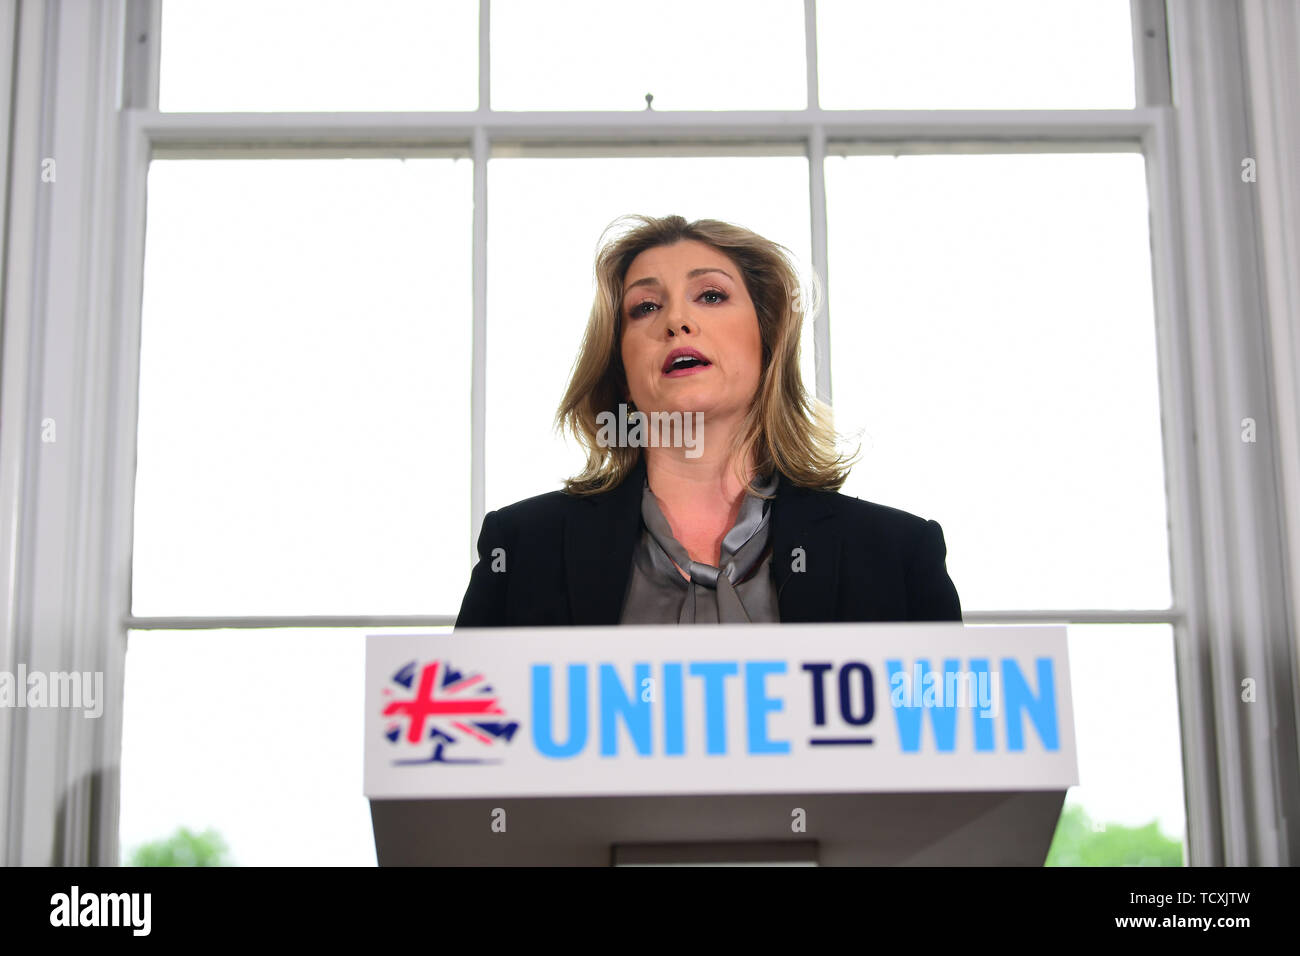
(628, 290), (726, 317)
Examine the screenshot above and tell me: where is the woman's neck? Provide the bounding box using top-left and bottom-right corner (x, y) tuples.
(642, 418), (757, 566)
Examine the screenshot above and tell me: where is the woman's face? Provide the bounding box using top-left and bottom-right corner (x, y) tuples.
(619, 239), (763, 425)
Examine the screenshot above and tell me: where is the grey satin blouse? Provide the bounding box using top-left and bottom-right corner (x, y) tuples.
(618, 470), (781, 624)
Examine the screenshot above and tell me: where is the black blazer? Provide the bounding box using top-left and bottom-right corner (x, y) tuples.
(454, 457), (962, 627)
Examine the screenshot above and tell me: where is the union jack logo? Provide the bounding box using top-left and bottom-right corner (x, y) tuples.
(382, 659), (520, 765)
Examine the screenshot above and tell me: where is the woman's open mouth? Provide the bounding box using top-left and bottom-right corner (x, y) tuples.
(662, 348), (713, 378)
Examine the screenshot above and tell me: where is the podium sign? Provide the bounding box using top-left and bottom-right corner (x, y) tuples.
(364, 623), (1077, 800)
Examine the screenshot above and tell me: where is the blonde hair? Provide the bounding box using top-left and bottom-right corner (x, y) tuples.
(555, 213), (858, 496)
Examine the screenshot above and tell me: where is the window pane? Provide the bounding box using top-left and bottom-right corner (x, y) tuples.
(159, 0), (478, 111)
(825, 153), (1170, 610)
(818, 0), (1135, 109)
(485, 156), (814, 514)
(491, 0), (806, 110)
(1047, 623), (1187, 865)
(118, 627), (432, 865)
(133, 159), (472, 616)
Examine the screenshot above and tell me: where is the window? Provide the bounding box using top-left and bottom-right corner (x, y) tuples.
(490, 0), (807, 111)
(133, 158), (473, 616)
(817, 0), (1136, 109)
(159, 0), (479, 111)
(826, 151), (1170, 610)
(119, 0), (1187, 866)
(1058, 624), (1185, 862)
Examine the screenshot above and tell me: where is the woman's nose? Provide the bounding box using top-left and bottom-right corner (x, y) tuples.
(663, 307), (694, 337)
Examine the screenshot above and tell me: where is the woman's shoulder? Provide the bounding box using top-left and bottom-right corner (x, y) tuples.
(485, 488), (574, 526)
(839, 491), (937, 528)
(806, 489), (957, 611)
(784, 481), (941, 538)
(482, 482), (617, 533)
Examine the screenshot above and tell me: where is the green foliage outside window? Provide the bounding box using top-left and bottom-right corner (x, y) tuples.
(127, 826), (232, 867)
(1046, 804), (1183, 866)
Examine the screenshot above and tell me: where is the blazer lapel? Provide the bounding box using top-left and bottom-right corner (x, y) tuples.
(770, 472), (841, 622)
(564, 457), (647, 625)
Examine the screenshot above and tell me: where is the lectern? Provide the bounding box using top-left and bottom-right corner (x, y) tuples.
(365, 623), (1076, 865)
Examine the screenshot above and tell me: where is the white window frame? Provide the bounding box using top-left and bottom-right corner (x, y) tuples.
(1, 0), (1296, 867)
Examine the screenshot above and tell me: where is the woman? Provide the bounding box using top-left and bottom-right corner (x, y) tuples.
(455, 214), (961, 627)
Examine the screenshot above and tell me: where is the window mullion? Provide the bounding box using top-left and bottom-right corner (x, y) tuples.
(804, 0), (820, 111)
(807, 123), (831, 406)
(470, 125), (488, 570)
(479, 0), (490, 111)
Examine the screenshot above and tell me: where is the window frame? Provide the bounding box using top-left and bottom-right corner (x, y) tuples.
(2, 0), (1295, 869)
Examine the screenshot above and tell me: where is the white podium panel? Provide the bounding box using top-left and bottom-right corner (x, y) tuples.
(364, 623), (1076, 865)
